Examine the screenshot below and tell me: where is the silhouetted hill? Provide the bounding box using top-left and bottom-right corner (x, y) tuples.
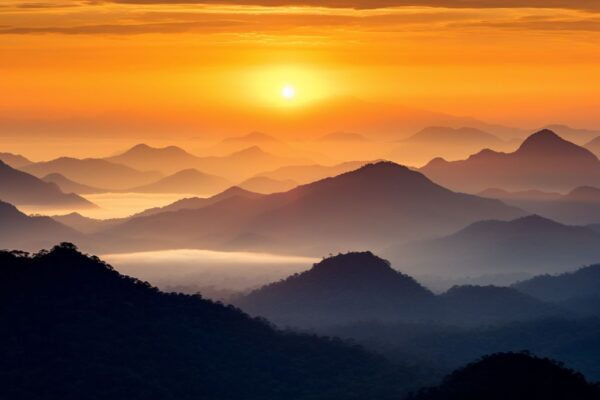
(408, 352), (600, 400)
(237, 252), (436, 327)
(513, 264), (600, 303)
(389, 215), (600, 277)
(0, 160), (94, 208)
(0, 201), (80, 250)
(439, 285), (560, 325)
(98, 162), (523, 253)
(128, 168), (231, 195)
(0, 152), (31, 168)
(23, 157), (162, 191)
(236, 252), (563, 328)
(43, 172), (107, 194)
(0, 244), (421, 399)
(106, 143), (201, 175)
(238, 176), (298, 193)
(421, 130), (600, 192)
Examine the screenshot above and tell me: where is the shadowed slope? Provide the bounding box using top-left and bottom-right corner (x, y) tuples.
(0, 161), (94, 208)
(389, 215), (600, 277)
(0, 201), (80, 250)
(408, 352), (600, 400)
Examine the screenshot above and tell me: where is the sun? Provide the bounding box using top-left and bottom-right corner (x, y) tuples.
(281, 85), (296, 99)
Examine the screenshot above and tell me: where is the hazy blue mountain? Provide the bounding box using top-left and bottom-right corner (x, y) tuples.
(513, 264), (600, 303)
(389, 215), (600, 277)
(479, 186), (600, 225)
(438, 285), (561, 325)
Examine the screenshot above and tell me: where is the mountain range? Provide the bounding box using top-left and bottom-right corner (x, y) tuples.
(421, 129), (600, 192)
(0, 152), (31, 168)
(479, 186), (600, 225)
(22, 157), (163, 191)
(108, 143), (309, 182)
(93, 162), (522, 254)
(0, 160), (94, 208)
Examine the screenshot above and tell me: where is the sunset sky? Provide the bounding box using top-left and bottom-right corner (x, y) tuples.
(2, 0), (600, 155)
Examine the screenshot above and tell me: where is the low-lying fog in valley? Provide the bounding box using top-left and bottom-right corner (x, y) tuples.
(103, 249), (316, 300)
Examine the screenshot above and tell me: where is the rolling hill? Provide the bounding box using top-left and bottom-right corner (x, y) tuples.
(127, 168), (231, 195)
(106, 143), (200, 175)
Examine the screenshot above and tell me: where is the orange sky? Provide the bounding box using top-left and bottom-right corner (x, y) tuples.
(2, 0), (600, 151)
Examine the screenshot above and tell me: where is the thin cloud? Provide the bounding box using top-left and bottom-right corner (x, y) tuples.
(105, 0), (600, 11)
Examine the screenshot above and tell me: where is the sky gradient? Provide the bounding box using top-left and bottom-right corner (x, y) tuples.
(2, 0), (600, 154)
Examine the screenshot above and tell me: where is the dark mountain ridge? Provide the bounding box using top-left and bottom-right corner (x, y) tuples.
(236, 252), (563, 328)
(0, 243), (422, 400)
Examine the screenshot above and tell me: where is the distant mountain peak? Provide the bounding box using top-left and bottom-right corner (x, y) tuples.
(230, 146), (269, 157)
(565, 185), (600, 202)
(516, 130), (597, 161)
(311, 251), (394, 276)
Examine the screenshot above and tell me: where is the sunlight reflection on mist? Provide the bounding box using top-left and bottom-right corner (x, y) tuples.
(103, 249), (317, 299)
